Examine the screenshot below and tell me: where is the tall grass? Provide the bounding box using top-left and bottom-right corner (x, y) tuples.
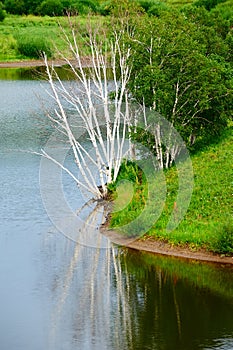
(15, 34), (52, 58)
(0, 15), (105, 61)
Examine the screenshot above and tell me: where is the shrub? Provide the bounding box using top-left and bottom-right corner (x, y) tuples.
(0, 35), (17, 57)
(0, 1), (6, 21)
(211, 219), (233, 255)
(15, 34), (52, 58)
(137, 0), (152, 12)
(193, 0), (227, 11)
(148, 2), (169, 16)
(70, 0), (99, 15)
(137, 0), (169, 15)
(99, 1), (111, 15)
(4, 0), (26, 14)
(37, 0), (63, 16)
(213, 2), (233, 23)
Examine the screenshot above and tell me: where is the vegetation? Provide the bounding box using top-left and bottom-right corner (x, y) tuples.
(0, 0), (232, 18)
(125, 7), (232, 154)
(101, 0), (232, 256)
(15, 33), (52, 58)
(0, 1), (6, 21)
(0, 15), (101, 61)
(0, 0), (232, 254)
(109, 127), (233, 255)
(2, 0), (102, 16)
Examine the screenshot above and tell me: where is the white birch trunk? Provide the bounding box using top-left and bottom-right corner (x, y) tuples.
(41, 22), (134, 200)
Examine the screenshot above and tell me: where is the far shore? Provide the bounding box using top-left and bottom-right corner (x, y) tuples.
(0, 57), (92, 69)
(101, 228), (233, 265)
(0, 59), (48, 68)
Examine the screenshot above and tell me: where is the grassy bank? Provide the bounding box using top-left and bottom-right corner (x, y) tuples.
(0, 15), (105, 62)
(108, 127), (233, 255)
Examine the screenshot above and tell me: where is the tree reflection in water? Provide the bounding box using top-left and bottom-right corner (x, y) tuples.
(41, 204), (233, 350)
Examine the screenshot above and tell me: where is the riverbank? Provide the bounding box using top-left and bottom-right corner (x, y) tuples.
(0, 58), (92, 68)
(2, 59), (232, 265)
(101, 228), (233, 265)
(0, 59), (62, 68)
(106, 127), (233, 259)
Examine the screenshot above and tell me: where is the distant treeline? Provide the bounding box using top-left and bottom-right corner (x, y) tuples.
(0, 0), (231, 17)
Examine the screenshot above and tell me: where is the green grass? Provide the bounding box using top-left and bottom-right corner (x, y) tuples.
(0, 14), (105, 61)
(108, 126), (233, 255)
(0, 0), (230, 62)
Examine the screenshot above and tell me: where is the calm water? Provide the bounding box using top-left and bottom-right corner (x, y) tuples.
(0, 75), (233, 350)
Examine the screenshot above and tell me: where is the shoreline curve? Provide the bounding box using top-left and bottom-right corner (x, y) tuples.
(101, 228), (233, 266)
(0, 58), (91, 69)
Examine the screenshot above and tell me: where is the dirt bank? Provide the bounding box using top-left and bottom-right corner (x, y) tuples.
(0, 57), (94, 68)
(102, 228), (233, 265)
(0, 60), (47, 68)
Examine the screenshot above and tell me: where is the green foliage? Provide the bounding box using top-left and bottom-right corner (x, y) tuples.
(109, 128), (233, 255)
(3, 0), (101, 15)
(98, 1), (111, 15)
(126, 9), (233, 149)
(108, 160), (148, 233)
(193, 0), (226, 11)
(211, 218), (233, 255)
(213, 0), (233, 23)
(37, 0), (64, 16)
(106, 0), (143, 18)
(181, 5), (231, 38)
(4, 0), (25, 14)
(148, 2), (169, 15)
(0, 33), (17, 60)
(15, 34), (52, 58)
(24, 0), (43, 14)
(0, 15), (103, 61)
(69, 0), (99, 14)
(137, 0), (169, 15)
(137, 0), (152, 12)
(0, 1), (6, 21)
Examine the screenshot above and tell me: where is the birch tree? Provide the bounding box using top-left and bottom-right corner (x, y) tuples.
(37, 13), (194, 238)
(39, 19), (136, 200)
(127, 9), (233, 162)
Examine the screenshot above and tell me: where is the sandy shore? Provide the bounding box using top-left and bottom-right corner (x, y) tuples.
(0, 58), (92, 68)
(101, 228), (233, 265)
(0, 60), (48, 68)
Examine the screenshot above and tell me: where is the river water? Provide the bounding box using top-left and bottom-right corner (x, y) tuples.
(0, 71), (233, 350)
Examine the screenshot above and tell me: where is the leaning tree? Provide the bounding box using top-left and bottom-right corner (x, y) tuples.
(38, 18), (138, 200)
(38, 10), (199, 205)
(37, 13), (194, 237)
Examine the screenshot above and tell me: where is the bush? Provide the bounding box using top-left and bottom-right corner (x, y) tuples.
(213, 2), (233, 23)
(4, 0), (26, 14)
(70, 0), (99, 15)
(148, 2), (169, 16)
(137, 0), (152, 12)
(193, 0), (227, 11)
(137, 0), (169, 15)
(211, 219), (233, 255)
(15, 34), (52, 58)
(0, 1), (6, 21)
(37, 0), (63, 16)
(99, 1), (111, 15)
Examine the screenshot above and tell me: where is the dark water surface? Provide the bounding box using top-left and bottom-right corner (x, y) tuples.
(0, 77), (232, 350)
